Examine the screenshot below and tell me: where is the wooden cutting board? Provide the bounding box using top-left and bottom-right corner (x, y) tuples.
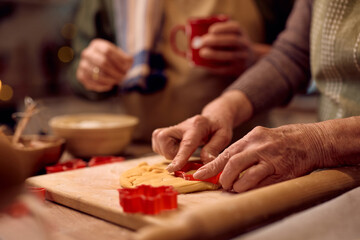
(26, 155), (235, 230)
(26, 154), (360, 240)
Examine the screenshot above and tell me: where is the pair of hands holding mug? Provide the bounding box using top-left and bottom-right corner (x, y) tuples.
(76, 20), (263, 91)
(201, 21), (262, 75)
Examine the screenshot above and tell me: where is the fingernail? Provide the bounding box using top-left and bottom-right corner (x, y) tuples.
(208, 152), (216, 160)
(166, 163), (176, 172)
(193, 168), (206, 179)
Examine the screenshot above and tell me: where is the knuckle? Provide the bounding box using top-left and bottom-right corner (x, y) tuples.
(165, 137), (179, 150)
(156, 129), (171, 142)
(217, 150), (231, 164)
(181, 137), (195, 148)
(91, 38), (104, 46)
(81, 49), (89, 59)
(191, 115), (206, 126)
(91, 38), (100, 44)
(251, 126), (267, 135)
(89, 39), (99, 48)
(152, 128), (162, 139)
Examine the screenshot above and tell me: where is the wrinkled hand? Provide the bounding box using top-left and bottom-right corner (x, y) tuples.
(76, 38), (133, 92)
(152, 115), (233, 172)
(193, 123), (327, 193)
(199, 20), (256, 76)
(152, 90), (253, 172)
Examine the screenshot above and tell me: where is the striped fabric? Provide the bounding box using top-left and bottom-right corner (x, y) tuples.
(113, 0), (166, 93)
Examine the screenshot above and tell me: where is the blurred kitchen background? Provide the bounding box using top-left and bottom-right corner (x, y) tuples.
(0, 0), (77, 130)
(0, 0), (318, 136)
(0, 0), (125, 135)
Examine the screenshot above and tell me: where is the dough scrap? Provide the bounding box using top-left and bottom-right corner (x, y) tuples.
(120, 161), (220, 194)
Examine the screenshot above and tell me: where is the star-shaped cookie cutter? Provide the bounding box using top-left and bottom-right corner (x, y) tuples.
(174, 162), (221, 184)
(118, 185), (178, 215)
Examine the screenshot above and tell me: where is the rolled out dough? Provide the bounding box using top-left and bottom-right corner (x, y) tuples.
(120, 161), (220, 194)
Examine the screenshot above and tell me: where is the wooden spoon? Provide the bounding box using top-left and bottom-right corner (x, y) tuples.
(12, 97), (37, 145)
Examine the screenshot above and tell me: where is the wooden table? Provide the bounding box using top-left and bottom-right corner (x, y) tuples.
(0, 143), (154, 240)
(2, 143), (360, 240)
(0, 199), (135, 240)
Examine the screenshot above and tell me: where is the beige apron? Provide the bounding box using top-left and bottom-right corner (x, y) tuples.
(311, 0), (360, 121)
(120, 0), (265, 140)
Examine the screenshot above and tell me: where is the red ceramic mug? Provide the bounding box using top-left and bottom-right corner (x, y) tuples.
(170, 15), (229, 68)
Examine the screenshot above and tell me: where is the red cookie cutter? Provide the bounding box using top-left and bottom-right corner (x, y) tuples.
(4, 201), (29, 218)
(27, 186), (46, 202)
(88, 156), (125, 167)
(45, 159), (87, 173)
(118, 185), (178, 215)
(174, 162), (221, 184)
(3, 187), (46, 218)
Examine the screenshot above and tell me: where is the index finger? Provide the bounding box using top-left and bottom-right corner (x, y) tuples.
(166, 129), (204, 172)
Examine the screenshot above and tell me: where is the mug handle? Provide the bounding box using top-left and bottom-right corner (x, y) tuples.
(170, 25), (187, 58)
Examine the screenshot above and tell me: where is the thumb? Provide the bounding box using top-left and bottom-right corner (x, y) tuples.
(200, 128), (232, 163)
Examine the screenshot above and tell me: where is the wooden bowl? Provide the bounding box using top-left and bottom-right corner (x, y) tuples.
(49, 113), (139, 158)
(8, 135), (66, 175)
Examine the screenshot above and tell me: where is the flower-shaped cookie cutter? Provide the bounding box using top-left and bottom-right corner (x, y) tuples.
(88, 156), (125, 167)
(45, 159), (87, 173)
(174, 162), (221, 184)
(118, 185), (178, 215)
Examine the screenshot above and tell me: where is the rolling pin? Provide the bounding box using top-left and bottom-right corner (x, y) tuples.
(137, 166), (360, 240)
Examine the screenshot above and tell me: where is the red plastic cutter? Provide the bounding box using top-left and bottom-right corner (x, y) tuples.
(174, 162), (221, 184)
(3, 187), (46, 217)
(118, 185), (178, 215)
(45, 159), (87, 173)
(88, 156), (125, 167)
(27, 186), (46, 202)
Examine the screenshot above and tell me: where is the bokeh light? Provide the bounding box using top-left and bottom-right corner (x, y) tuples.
(0, 84), (13, 101)
(58, 46), (74, 63)
(61, 23), (77, 40)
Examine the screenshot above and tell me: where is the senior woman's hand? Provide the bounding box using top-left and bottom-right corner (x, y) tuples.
(193, 117), (360, 193)
(76, 39), (133, 92)
(152, 114), (233, 172)
(152, 90), (253, 172)
(199, 20), (270, 76)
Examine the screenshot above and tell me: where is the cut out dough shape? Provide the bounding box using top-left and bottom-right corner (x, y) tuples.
(120, 161), (220, 194)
